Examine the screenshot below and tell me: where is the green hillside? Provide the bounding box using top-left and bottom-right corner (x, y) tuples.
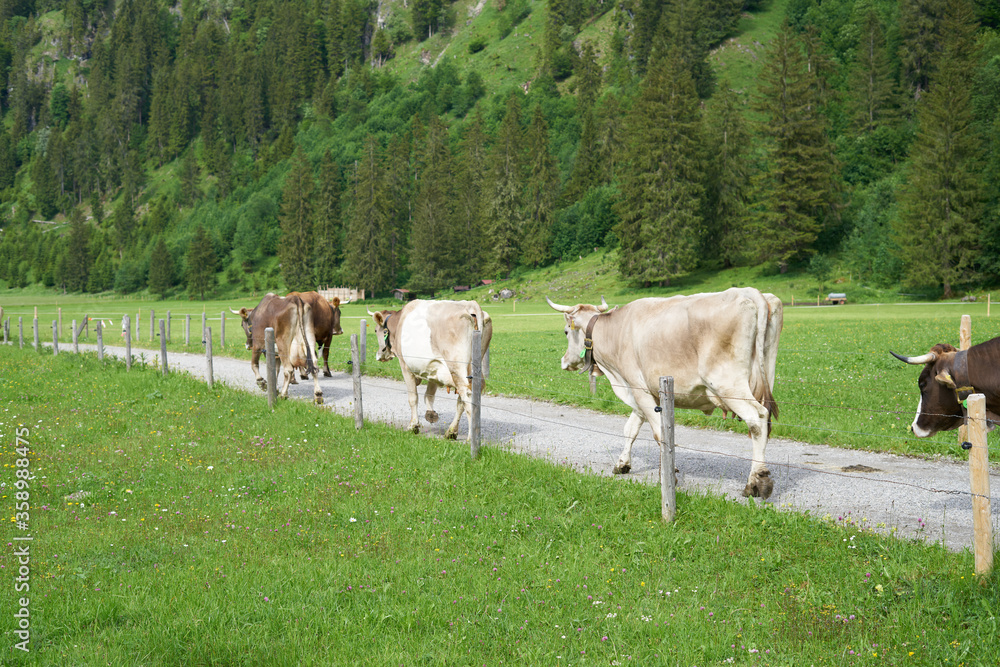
(1, 0), (999, 302)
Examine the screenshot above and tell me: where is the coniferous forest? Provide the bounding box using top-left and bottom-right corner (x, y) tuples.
(1, 0), (1000, 299)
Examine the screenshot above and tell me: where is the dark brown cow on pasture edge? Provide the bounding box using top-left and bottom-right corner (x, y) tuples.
(286, 291), (346, 378)
(891, 337), (1000, 436)
(232, 293), (322, 403)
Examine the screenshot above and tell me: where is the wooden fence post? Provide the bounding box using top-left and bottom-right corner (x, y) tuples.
(72, 319), (78, 353)
(18, 316), (23, 349)
(3, 317), (8, 345)
(52, 321), (58, 355)
(958, 315), (972, 446)
(33, 317), (39, 351)
(185, 315), (191, 346)
(966, 394), (994, 577)
(471, 330), (482, 458)
(58, 307), (61, 336)
(220, 311), (226, 349)
(659, 376), (677, 523)
(166, 311), (171, 343)
(359, 319), (367, 364)
(124, 315), (132, 371)
(265, 327), (277, 410)
(205, 326), (214, 389)
(351, 334), (363, 430)
(202, 312), (207, 340)
(0, 306), (3, 330)
(159, 319), (168, 376)
(136, 310), (140, 343)
(97, 320), (104, 361)
(150, 308), (155, 343)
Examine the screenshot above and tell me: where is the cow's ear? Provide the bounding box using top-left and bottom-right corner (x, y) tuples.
(935, 371), (957, 389)
(239, 307), (249, 319)
(331, 297), (340, 308)
(373, 312), (385, 326)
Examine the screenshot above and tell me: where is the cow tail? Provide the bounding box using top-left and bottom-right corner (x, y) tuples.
(299, 300), (317, 376)
(480, 311), (493, 392)
(751, 291), (778, 433)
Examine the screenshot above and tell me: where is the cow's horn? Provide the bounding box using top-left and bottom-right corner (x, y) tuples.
(341, 299), (351, 306)
(599, 296), (609, 312)
(546, 296), (573, 313)
(367, 308), (377, 317)
(229, 307), (242, 316)
(890, 350), (938, 365)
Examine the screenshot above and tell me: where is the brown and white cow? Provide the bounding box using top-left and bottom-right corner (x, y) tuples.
(232, 293), (322, 403)
(547, 288), (783, 498)
(368, 300), (493, 440)
(891, 338), (1000, 437)
(286, 291), (346, 378)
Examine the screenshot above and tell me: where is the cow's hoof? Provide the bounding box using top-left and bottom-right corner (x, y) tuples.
(425, 410), (439, 423)
(289, 377), (299, 385)
(742, 470), (773, 499)
(256, 379), (267, 391)
(323, 371), (332, 378)
(300, 373), (310, 381)
(314, 396), (324, 405)
(446, 432), (458, 440)
(613, 463), (631, 475)
(410, 425), (420, 434)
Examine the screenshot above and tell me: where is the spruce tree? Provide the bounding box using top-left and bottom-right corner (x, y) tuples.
(749, 21), (839, 271)
(65, 208), (90, 292)
(344, 135), (393, 295)
(704, 84), (752, 268)
(893, 0), (982, 297)
(408, 115), (456, 294)
(453, 107), (489, 284)
(484, 94), (525, 277)
(564, 42), (602, 202)
(148, 236), (173, 299)
(850, 8), (897, 132)
(186, 225), (217, 300)
(314, 150), (343, 286)
(522, 105), (560, 267)
(615, 44), (704, 286)
(280, 147), (316, 292)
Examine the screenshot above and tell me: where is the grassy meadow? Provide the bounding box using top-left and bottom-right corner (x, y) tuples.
(4, 266), (997, 464)
(2, 345), (999, 665)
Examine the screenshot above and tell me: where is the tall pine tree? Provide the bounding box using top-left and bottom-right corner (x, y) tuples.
(344, 135), (394, 295)
(615, 44), (704, 286)
(893, 0), (982, 297)
(279, 147), (316, 292)
(314, 150), (343, 286)
(749, 21), (839, 271)
(186, 225), (217, 300)
(522, 105), (560, 268)
(408, 115), (456, 294)
(148, 236), (173, 298)
(484, 94), (525, 277)
(704, 84), (752, 268)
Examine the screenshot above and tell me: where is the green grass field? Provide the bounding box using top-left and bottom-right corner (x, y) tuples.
(3, 278), (997, 463)
(2, 346), (999, 664)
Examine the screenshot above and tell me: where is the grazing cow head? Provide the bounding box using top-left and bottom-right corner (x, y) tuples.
(368, 309), (399, 362)
(330, 297), (344, 336)
(231, 307), (253, 350)
(546, 296), (610, 372)
(891, 343), (965, 437)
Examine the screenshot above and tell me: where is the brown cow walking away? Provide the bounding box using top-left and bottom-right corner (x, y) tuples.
(232, 293), (322, 403)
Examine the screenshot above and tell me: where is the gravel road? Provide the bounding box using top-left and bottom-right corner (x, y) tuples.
(69, 341), (999, 553)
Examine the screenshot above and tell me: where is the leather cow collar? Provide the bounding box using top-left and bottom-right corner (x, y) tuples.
(580, 308), (616, 374)
(952, 349), (975, 402)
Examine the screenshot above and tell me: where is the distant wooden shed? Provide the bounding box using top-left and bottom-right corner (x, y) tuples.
(392, 288), (415, 301)
(452, 285), (470, 293)
(825, 292), (847, 305)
